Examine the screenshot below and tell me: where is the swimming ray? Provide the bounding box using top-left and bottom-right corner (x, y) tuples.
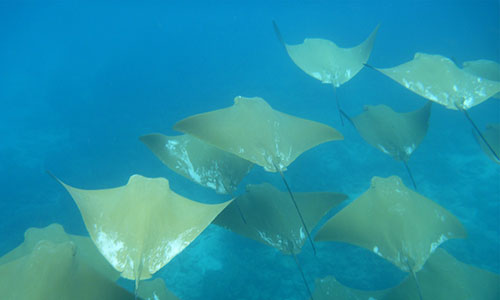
(311, 248), (500, 300)
(174, 96), (343, 255)
(368, 53), (500, 110)
(0, 240), (136, 299)
(385, 248), (500, 300)
(213, 183), (347, 254)
(0, 223), (119, 282)
(367, 52), (500, 160)
(462, 59), (500, 98)
(473, 123), (500, 164)
(140, 133), (253, 194)
(51, 173), (232, 292)
(214, 183), (347, 299)
(273, 21), (379, 124)
(315, 175), (467, 274)
(341, 102), (432, 189)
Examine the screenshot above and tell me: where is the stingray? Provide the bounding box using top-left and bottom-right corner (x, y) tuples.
(366, 52), (500, 161)
(51, 173), (232, 293)
(0, 239), (136, 299)
(273, 21), (379, 124)
(315, 175), (466, 299)
(140, 133), (253, 195)
(174, 95), (343, 254)
(311, 249), (500, 300)
(341, 102), (432, 189)
(473, 123), (500, 164)
(214, 183), (347, 299)
(214, 183), (347, 254)
(462, 59), (500, 98)
(0, 223), (119, 282)
(385, 248), (500, 300)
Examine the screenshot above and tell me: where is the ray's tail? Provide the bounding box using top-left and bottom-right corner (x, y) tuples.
(287, 240), (315, 300)
(333, 86), (345, 126)
(274, 163), (317, 256)
(272, 20), (286, 48)
(403, 160), (417, 190)
(463, 109), (500, 161)
(234, 197), (248, 224)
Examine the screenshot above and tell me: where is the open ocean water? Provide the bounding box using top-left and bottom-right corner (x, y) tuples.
(0, 1), (499, 299)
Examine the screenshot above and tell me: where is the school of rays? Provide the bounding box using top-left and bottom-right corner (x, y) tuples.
(1, 19), (499, 300)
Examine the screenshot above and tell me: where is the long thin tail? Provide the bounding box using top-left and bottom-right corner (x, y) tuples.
(463, 109), (500, 161)
(234, 199), (248, 224)
(272, 20), (286, 49)
(288, 241), (315, 300)
(403, 160), (417, 190)
(275, 164), (316, 256)
(410, 268), (423, 300)
(363, 63), (377, 71)
(333, 86), (345, 126)
(338, 108), (354, 127)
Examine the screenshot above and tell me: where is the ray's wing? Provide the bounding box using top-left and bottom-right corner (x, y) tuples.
(0, 223), (119, 282)
(315, 176), (466, 272)
(351, 102), (431, 161)
(462, 59), (500, 82)
(54, 174), (231, 282)
(374, 53), (500, 110)
(140, 133), (253, 194)
(174, 96), (342, 172)
(285, 25), (379, 87)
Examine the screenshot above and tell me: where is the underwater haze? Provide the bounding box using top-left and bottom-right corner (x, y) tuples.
(1, 0), (499, 299)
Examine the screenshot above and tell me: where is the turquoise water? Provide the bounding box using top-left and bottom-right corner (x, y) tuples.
(0, 1), (498, 299)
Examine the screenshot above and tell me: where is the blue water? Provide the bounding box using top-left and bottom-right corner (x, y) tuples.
(1, 1), (498, 299)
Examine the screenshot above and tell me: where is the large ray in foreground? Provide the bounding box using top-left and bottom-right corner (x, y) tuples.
(52, 174), (232, 290)
(0, 223), (118, 282)
(174, 96), (343, 172)
(0, 240), (135, 299)
(311, 249), (500, 300)
(214, 183), (347, 254)
(140, 133), (253, 194)
(385, 248), (500, 300)
(275, 23), (379, 88)
(370, 53), (500, 110)
(473, 123), (500, 164)
(315, 176), (467, 273)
